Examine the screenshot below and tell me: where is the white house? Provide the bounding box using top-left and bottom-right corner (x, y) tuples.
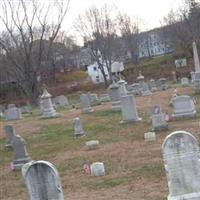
(87, 62), (109, 83)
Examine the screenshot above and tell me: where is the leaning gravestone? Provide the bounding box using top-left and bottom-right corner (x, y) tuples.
(80, 94), (94, 113)
(162, 131), (200, 200)
(181, 77), (189, 87)
(40, 88), (58, 118)
(120, 95), (141, 123)
(11, 135), (31, 170)
(73, 117), (85, 137)
(22, 160), (64, 200)
(5, 105), (22, 120)
(172, 95), (196, 119)
(4, 124), (16, 148)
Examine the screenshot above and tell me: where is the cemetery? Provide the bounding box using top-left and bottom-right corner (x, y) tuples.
(2, 83), (200, 199)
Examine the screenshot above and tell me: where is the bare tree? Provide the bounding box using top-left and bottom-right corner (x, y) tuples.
(0, 0), (70, 104)
(74, 5), (124, 86)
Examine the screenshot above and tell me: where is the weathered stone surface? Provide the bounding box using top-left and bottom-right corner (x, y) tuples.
(158, 78), (168, 90)
(162, 131), (200, 200)
(118, 79), (127, 96)
(22, 160), (64, 200)
(172, 95), (196, 119)
(86, 140), (99, 150)
(73, 117), (85, 137)
(120, 95), (141, 123)
(90, 162), (105, 176)
(11, 135), (31, 170)
(181, 77), (189, 87)
(53, 95), (69, 107)
(5, 106), (22, 120)
(40, 89), (58, 118)
(80, 94), (94, 113)
(152, 113), (168, 131)
(144, 132), (156, 142)
(4, 124), (16, 148)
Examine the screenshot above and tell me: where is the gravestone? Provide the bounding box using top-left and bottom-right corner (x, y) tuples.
(80, 94), (94, 113)
(141, 82), (152, 96)
(5, 105), (22, 120)
(159, 78), (168, 90)
(118, 79), (127, 96)
(120, 95), (141, 123)
(53, 95), (69, 107)
(193, 41), (200, 93)
(86, 140), (99, 150)
(4, 124), (16, 148)
(144, 132), (156, 142)
(88, 93), (99, 102)
(40, 88), (58, 118)
(130, 83), (141, 95)
(73, 117), (85, 137)
(172, 71), (177, 83)
(172, 95), (196, 119)
(149, 79), (158, 92)
(181, 77), (189, 87)
(99, 94), (111, 103)
(22, 160), (64, 200)
(162, 131), (200, 200)
(108, 82), (121, 111)
(90, 162), (105, 176)
(191, 71), (195, 83)
(152, 113), (168, 131)
(11, 135), (31, 170)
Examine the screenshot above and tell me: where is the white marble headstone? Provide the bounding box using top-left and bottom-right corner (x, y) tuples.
(162, 131), (200, 200)
(22, 160), (64, 200)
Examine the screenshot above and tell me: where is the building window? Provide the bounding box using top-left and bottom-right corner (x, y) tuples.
(93, 67), (97, 71)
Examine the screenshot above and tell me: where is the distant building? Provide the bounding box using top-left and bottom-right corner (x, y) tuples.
(138, 28), (174, 58)
(87, 62), (109, 83)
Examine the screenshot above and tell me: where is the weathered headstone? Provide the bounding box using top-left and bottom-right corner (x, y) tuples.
(172, 95), (196, 119)
(159, 78), (168, 90)
(193, 41), (200, 93)
(149, 79), (158, 92)
(5, 105), (22, 120)
(130, 83), (141, 96)
(22, 160), (64, 200)
(73, 117), (85, 137)
(120, 95), (141, 123)
(172, 71), (177, 83)
(118, 79), (127, 96)
(90, 162), (105, 176)
(141, 82), (152, 96)
(162, 131), (200, 200)
(40, 88), (58, 118)
(80, 94), (94, 113)
(191, 71), (195, 83)
(11, 135), (31, 170)
(152, 113), (168, 131)
(181, 77), (189, 87)
(53, 95), (69, 107)
(144, 132), (156, 142)
(4, 124), (16, 148)
(86, 140), (99, 150)
(108, 82), (121, 111)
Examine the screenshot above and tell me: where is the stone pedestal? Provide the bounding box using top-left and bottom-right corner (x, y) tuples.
(40, 89), (58, 118)
(120, 95), (141, 123)
(108, 82), (121, 111)
(118, 79), (127, 96)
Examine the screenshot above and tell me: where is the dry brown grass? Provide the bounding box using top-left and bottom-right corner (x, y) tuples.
(0, 86), (199, 200)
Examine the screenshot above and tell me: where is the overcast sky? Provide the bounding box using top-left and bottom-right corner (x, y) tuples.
(64, 0), (184, 34)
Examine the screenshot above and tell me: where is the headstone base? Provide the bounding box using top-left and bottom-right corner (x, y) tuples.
(42, 109), (58, 118)
(120, 117), (142, 124)
(152, 124), (168, 131)
(12, 157), (31, 170)
(112, 101), (121, 111)
(82, 107), (94, 113)
(172, 110), (196, 119)
(168, 192), (200, 200)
